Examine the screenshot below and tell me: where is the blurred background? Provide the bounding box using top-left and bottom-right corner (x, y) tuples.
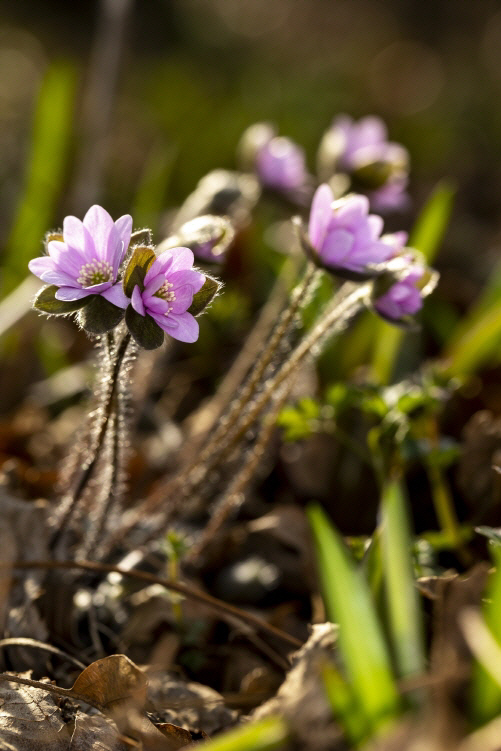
(2, 0), (501, 538)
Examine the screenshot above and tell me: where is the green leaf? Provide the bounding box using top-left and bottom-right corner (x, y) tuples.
(381, 481), (425, 681)
(307, 504), (400, 733)
(125, 306), (164, 349)
(123, 246), (156, 298)
(409, 180), (456, 262)
(323, 664), (369, 744)
(130, 228), (153, 246)
(77, 295), (125, 334)
(4, 62), (77, 293)
(188, 716), (287, 751)
(188, 275), (221, 316)
(471, 546), (501, 724)
(33, 285), (90, 315)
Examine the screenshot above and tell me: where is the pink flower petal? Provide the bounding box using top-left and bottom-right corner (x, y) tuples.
(321, 229), (354, 265)
(55, 286), (94, 301)
(166, 312), (199, 343)
(101, 283), (129, 309)
(131, 285), (145, 316)
(308, 184), (333, 250)
(82, 205), (119, 265)
(170, 284), (194, 314)
(29, 256), (56, 280)
(145, 296), (169, 314)
(168, 247), (195, 272)
(168, 269), (205, 293)
(143, 274), (166, 297)
(114, 214), (133, 265)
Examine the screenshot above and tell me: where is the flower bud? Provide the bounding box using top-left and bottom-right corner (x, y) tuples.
(157, 215), (235, 264)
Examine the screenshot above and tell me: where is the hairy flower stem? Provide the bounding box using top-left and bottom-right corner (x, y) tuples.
(51, 331), (132, 556)
(185, 255), (300, 445)
(121, 281), (370, 545)
(187, 385), (290, 564)
(181, 282), (369, 500)
(194, 261), (319, 455)
(121, 263), (321, 534)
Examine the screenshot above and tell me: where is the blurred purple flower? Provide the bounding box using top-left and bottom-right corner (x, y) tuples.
(320, 115), (410, 211)
(130, 247), (205, 343)
(29, 205), (132, 308)
(307, 184), (393, 273)
(256, 136), (307, 191)
(332, 115), (407, 172)
(374, 259), (425, 320)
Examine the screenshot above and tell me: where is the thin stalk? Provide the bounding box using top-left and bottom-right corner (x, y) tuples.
(5, 560), (302, 650)
(188, 261), (319, 463)
(187, 385), (290, 563)
(185, 254), (300, 445)
(124, 280), (370, 543)
(51, 331), (132, 555)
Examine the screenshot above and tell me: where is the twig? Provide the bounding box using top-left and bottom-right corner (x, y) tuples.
(4, 559), (302, 650)
(0, 637), (86, 670)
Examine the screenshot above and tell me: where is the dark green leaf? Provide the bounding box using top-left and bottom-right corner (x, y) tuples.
(78, 295), (125, 334)
(188, 275), (221, 316)
(33, 285), (90, 315)
(130, 228), (153, 246)
(123, 246), (156, 298)
(125, 306), (164, 349)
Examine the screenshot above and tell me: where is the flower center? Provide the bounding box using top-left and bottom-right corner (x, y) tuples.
(77, 259), (114, 287)
(155, 280), (176, 314)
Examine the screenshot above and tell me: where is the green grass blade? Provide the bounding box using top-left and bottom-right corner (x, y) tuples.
(381, 480), (425, 680)
(370, 181), (455, 383)
(308, 503), (400, 732)
(132, 142), (176, 232)
(471, 546), (501, 724)
(198, 716), (288, 751)
(323, 664), (369, 745)
(408, 180), (456, 262)
(3, 62), (77, 294)
(441, 302), (501, 379)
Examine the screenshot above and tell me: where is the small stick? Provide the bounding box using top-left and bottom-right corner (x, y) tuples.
(4, 559), (302, 650)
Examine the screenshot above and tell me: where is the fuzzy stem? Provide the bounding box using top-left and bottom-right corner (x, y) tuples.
(196, 260), (318, 453)
(137, 263), (322, 521)
(184, 281), (369, 495)
(122, 281), (369, 545)
(51, 331), (132, 555)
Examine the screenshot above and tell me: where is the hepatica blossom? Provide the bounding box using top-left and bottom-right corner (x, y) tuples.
(256, 136), (307, 192)
(374, 258), (426, 321)
(130, 247), (205, 343)
(318, 115), (410, 211)
(29, 205), (131, 308)
(307, 183), (393, 275)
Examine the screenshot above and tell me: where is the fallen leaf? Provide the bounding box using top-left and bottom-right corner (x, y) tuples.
(71, 655), (148, 713)
(0, 678), (70, 750)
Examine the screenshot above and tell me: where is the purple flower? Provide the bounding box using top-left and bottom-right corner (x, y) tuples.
(256, 136), (307, 191)
(130, 247), (205, 343)
(307, 184), (393, 274)
(319, 115), (410, 212)
(331, 115), (408, 173)
(29, 205), (132, 308)
(374, 259), (425, 320)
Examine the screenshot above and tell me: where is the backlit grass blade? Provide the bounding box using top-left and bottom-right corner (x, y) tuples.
(370, 181), (455, 384)
(323, 663), (369, 745)
(441, 303), (501, 379)
(381, 480), (425, 680)
(471, 546), (501, 725)
(3, 62), (77, 293)
(198, 716), (288, 751)
(308, 503), (400, 733)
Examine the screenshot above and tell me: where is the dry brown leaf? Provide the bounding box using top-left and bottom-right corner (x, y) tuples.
(69, 712), (128, 751)
(71, 655), (148, 713)
(0, 678), (70, 750)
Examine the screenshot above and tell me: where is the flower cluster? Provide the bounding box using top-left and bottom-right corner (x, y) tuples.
(300, 183), (436, 323)
(30, 205), (220, 348)
(317, 115), (410, 212)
